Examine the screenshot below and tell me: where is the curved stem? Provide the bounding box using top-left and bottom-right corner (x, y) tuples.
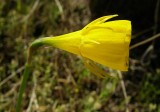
(16, 39), (44, 112)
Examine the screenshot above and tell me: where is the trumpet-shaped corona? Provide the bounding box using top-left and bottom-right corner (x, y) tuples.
(31, 15), (131, 76)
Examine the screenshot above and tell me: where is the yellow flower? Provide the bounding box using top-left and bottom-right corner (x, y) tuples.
(31, 15), (131, 77)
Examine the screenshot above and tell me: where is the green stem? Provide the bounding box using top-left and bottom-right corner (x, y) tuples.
(16, 38), (45, 112)
(16, 63), (31, 112)
(16, 37), (54, 111)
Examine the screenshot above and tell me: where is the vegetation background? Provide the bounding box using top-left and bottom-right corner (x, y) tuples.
(0, 0), (160, 111)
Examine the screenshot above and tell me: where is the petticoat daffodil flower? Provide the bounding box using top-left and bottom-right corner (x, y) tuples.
(30, 14), (131, 77)
(16, 14), (131, 112)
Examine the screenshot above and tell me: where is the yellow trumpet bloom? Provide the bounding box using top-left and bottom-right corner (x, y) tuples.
(16, 15), (131, 112)
(31, 15), (131, 74)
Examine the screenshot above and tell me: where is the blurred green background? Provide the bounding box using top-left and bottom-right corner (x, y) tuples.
(0, 0), (160, 112)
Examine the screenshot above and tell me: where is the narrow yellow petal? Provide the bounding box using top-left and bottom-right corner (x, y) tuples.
(83, 58), (116, 78)
(82, 14), (118, 32)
